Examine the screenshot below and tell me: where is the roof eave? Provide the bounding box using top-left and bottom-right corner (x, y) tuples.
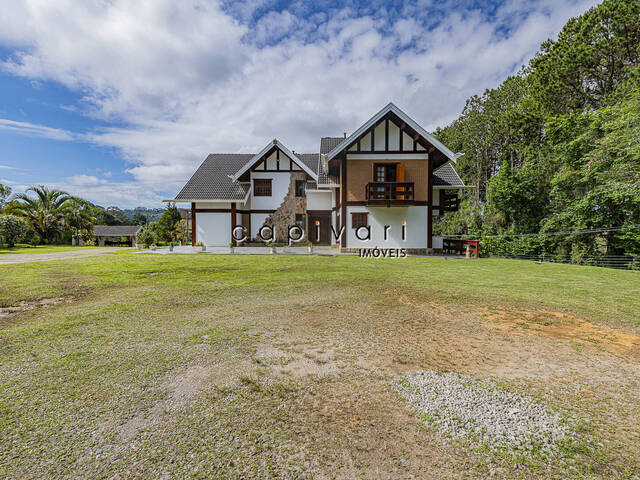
(164, 198), (245, 203)
(232, 139), (318, 181)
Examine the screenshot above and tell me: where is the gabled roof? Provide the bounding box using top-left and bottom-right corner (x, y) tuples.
(94, 225), (143, 237)
(326, 102), (458, 162)
(433, 162), (466, 188)
(320, 137), (344, 154)
(233, 139), (318, 181)
(172, 151), (319, 202)
(174, 154), (253, 201)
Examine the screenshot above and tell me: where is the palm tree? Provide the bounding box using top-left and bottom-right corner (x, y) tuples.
(64, 198), (96, 241)
(8, 186), (73, 243)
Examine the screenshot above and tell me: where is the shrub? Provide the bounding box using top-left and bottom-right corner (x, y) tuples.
(0, 215), (28, 247)
(23, 230), (41, 246)
(136, 228), (156, 247)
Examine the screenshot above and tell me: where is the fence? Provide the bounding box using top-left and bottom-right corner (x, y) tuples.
(488, 253), (640, 270)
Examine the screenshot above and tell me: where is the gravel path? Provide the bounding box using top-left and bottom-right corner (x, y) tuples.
(395, 371), (575, 457)
(0, 248), (127, 264)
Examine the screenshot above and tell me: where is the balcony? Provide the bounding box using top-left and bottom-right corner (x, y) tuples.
(365, 182), (415, 205)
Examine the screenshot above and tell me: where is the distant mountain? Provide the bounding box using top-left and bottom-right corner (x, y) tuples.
(122, 207), (166, 222)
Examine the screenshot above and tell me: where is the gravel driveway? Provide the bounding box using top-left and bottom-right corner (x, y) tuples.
(0, 247), (128, 265)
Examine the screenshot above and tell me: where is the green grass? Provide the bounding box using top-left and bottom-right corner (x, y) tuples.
(0, 245), (105, 254)
(0, 254), (638, 478)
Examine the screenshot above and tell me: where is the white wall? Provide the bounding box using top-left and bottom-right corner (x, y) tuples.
(374, 122), (385, 150)
(197, 212), (230, 246)
(389, 121), (400, 150)
(250, 213), (270, 239)
(250, 171), (290, 210)
(265, 151), (277, 170)
(345, 205), (428, 249)
(195, 202), (231, 209)
(306, 190), (332, 211)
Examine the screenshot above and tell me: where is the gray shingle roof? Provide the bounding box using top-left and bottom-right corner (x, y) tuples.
(175, 152), (319, 201)
(94, 225), (143, 237)
(433, 163), (465, 187)
(294, 153), (319, 175)
(320, 137), (344, 154)
(174, 154), (252, 201)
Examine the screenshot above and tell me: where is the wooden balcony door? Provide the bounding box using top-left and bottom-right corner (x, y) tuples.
(374, 163), (405, 199)
(375, 164), (395, 197)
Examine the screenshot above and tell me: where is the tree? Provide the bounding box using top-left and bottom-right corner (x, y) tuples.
(171, 219), (189, 244)
(0, 184), (11, 212)
(106, 206), (128, 225)
(64, 198), (96, 241)
(529, 0), (640, 114)
(132, 212), (148, 225)
(155, 204), (181, 242)
(432, 0), (640, 259)
(7, 186), (72, 243)
(136, 227), (156, 247)
(0, 215), (28, 247)
(92, 205), (128, 225)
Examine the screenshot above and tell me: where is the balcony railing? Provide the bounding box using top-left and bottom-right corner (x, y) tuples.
(365, 182), (415, 203)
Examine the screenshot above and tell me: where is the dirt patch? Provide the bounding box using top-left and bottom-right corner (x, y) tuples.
(116, 365), (215, 441)
(113, 358), (257, 442)
(0, 296), (74, 322)
(483, 307), (640, 358)
(254, 343), (341, 377)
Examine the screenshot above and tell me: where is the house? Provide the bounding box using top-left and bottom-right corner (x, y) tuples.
(169, 103), (468, 253)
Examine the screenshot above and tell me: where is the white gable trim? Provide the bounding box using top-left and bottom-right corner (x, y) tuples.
(326, 102), (458, 162)
(232, 139), (318, 181)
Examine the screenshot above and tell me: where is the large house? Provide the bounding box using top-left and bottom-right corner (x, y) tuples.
(170, 103), (467, 253)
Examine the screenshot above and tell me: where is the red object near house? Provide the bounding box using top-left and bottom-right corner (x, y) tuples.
(464, 240), (479, 258)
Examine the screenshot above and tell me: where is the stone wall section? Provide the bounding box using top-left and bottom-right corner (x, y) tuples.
(263, 172), (308, 242)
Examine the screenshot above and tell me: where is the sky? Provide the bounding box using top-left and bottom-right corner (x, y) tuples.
(0, 0), (601, 208)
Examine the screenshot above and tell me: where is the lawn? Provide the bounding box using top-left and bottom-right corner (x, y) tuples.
(0, 254), (638, 479)
(0, 245), (104, 254)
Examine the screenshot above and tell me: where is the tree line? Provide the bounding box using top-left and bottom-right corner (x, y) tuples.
(0, 185), (187, 248)
(434, 0), (640, 259)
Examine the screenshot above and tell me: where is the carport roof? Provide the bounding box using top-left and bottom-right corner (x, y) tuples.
(94, 225), (143, 237)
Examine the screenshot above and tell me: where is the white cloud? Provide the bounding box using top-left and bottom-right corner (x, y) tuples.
(0, 118), (77, 141)
(3, 176), (167, 209)
(68, 174), (108, 186)
(0, 0), (601, 206)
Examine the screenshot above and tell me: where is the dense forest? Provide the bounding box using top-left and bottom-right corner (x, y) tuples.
(434, 0), (640, 260)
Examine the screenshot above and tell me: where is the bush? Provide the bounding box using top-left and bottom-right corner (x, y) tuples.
(23, 230), (41, 246)
(136, 228), (156, 247)
(0, 215), (28, 247)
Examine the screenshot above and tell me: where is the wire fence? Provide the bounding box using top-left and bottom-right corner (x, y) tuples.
(487, 253), (640, 270)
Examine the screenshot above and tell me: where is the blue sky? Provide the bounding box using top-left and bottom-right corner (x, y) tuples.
(0, 0), (600, 208)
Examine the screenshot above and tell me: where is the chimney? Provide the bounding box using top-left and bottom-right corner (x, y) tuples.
(343, 132), (347, 138)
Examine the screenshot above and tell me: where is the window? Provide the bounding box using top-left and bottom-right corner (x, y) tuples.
(374, 164), (397, 182)
(254, 178), (272, 196)
(351, 212), (368, 229)
(295, 214), (306, 230)
(295, 180), (306, 197)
